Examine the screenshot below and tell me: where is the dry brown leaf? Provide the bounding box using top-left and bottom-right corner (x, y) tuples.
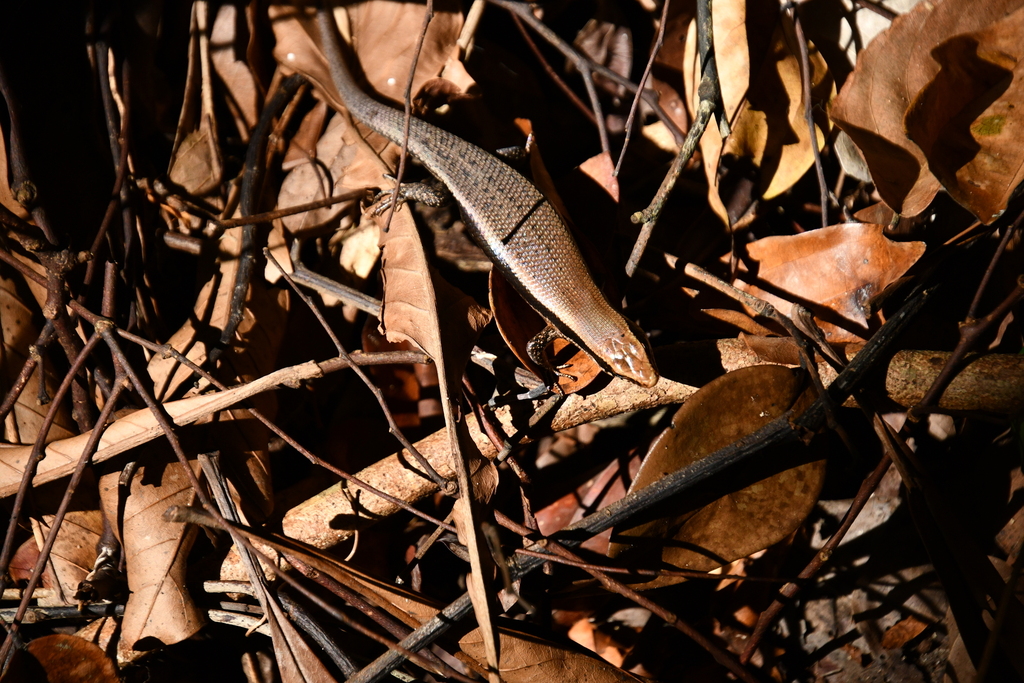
(904, 5), (1024, 223)
(684, 0), (778, 126)
(733, 223), (926, 343)
(101, 452), (203, 661)
(9, 536), (55, 595)
(609, 365), (825, 589)
(277, 111), (390, 233)
(16, 634), (119, 683)
(0, 271), (75, 445)
(688, 5), (833, 223)
(459, 623), (645, 683)
(831, 0), (1024, 216)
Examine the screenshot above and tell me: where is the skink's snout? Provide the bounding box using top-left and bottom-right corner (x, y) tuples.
(602, 331), (659, 388)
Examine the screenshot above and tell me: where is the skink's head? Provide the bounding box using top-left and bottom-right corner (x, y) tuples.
(597, 324), (659, 388)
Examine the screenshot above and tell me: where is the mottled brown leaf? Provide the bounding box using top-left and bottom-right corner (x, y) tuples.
(21, 634), (119, 683)
(904, 6), (1024, 223)
(102, 453), (203, 661)
(35, 509), (103, 604)
(831, 0), (1024, 216)
(608, 365), (824, 589)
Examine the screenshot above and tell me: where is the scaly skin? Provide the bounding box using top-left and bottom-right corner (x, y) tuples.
(317, 15), (658, 387)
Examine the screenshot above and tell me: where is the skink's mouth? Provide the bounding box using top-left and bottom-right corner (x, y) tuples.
(603, 336), (659, 388)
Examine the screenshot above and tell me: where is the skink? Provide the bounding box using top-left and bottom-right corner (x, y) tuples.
(317, 12), (658, 387)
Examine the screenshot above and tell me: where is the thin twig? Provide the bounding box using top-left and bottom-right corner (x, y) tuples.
(0, 322), (56, 427)
(967, 209), (1023, 320)
(615, 0), (670, 177)
(511, 13), (597, 128)
(626, 99), (713, 275)
(853, 0), (897, 21)
(213, 190), (367, 229)
(790, 5), (829, 228)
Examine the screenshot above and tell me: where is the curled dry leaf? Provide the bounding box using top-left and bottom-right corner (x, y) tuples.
(687, 2), (833, 223)
(460, 623), (645, 683)
(831, 0), (1024, 217)
(733, 223), (926, 343)
(904, 5), (1024, 223)
(608, 365), (825, 589)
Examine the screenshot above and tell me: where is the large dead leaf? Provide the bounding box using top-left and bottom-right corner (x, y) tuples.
(732, 223), (926, 343)
(904, 5), (1024, 223)
(686, 2), (832, 223)
(831, 0), (1024, 217)
(460, 623), (645, 683)
(608, 365), (824, 589)
(101, 452), (203, 661)
(277, 111), (388, 233)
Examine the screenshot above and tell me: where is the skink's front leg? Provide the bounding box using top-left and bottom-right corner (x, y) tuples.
(526, 323), (577, 394)
(370, 176), (451, 214)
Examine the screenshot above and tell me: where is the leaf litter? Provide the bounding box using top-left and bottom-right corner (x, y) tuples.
(0, 0), (1023, 682)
